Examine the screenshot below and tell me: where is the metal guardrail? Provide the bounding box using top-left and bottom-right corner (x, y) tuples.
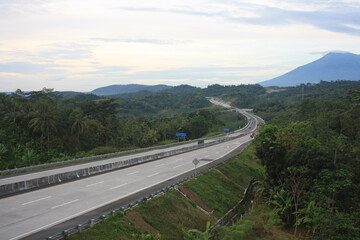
(42, 138), (255, 240)
(0, 120), (253, 175)
(42, 164), (217, 240)
(41, 135), (255, 240)
(0, 139), (197, 175)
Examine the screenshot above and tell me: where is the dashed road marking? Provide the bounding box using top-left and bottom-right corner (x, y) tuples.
(173, 164), (185, 169)
(51, 199), (79, 209)
(147, 172), (160, 178)
(86, 181), (104, 187)
(126, 171), (139, 176)
(110, 183), (128, 190)
(22, 196), (52, 206)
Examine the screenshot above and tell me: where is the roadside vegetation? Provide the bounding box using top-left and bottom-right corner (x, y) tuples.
(68, 144), (264, 240)
(1, 80), (359, 239)
(253, 91), (360, 239)
(0, 88), (246, 170)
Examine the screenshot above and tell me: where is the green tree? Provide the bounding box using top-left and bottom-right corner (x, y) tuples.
(70, 110), (88, 150)
(29, 99), (58, 152)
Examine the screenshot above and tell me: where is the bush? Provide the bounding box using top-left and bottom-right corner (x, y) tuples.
(88, 146), (118, 155)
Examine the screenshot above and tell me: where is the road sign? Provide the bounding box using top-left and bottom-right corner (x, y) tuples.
(192, 158), (199, 167)
(248, 118), (252, 120)
(223, 128), (230, 131)
(176, 133), (187, 137)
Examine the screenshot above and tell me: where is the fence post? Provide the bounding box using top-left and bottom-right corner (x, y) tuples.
(90, 219), (95, 226)
(63, 230), (69, 238)
(77, 224), (82, 232)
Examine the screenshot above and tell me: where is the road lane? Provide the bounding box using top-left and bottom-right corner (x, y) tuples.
(0, 99), (264, 240)
(0, 134), (253, 240)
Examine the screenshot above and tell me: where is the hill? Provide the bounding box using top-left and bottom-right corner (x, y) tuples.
(259, 52), (360, 87)
(91, 84), (172, 96)
(56, 91), (100, 101)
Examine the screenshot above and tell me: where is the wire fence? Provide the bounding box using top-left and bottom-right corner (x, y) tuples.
(212, 178), (259, 227)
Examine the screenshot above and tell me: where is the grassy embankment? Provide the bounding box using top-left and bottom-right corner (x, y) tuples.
(69, 144), (266, 240)
(69, 144), (304, 240)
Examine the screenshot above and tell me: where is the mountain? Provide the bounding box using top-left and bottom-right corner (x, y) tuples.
(91, 84), (172, 96)
(259, 52), (360, 87)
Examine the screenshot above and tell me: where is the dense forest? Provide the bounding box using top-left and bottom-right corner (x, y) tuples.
(253, 86), (360, 239)
(0, 88), (241, 170)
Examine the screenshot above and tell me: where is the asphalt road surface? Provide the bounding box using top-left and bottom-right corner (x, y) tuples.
(0, 99), (264, 240)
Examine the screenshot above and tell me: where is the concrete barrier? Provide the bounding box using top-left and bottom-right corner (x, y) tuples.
(0, 134), (245, 197)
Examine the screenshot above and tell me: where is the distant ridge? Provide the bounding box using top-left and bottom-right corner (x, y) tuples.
(259, 52), (360, 87)
(91, 84), (172, 96)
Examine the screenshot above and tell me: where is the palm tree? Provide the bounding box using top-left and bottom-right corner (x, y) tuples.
(29, 100), (57, 152)
(70, 110), (87, 150)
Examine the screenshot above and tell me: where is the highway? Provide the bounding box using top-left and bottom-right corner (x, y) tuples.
(0, 99), (263, 240)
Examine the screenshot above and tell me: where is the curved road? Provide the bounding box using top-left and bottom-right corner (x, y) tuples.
(0, 99), (264, 240)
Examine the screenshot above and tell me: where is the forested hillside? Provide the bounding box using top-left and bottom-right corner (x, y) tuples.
(1, 81), (359, 239)
(0, 88), (240, 170)
(253, 86), (360, 239)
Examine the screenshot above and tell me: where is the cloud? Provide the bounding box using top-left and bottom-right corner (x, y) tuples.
(119, 2), (360, 36)
(77, 65), (132, 75)
(227, 5), (360, 36)
(0, 62), (64, 74)
(0, 42), (95, 63)
(0, 0), (52, 17)
(310, 50), (351, 56)
(91, 37), (177, 45)
(118, 6), (224, 17)
(36, 42), (94, 61)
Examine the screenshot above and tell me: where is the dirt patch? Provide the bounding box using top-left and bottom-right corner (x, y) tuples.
(125, 211), (160, 235)
(178, 187), (213, 213)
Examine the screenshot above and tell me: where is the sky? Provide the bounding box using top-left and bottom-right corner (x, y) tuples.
(0, 0), (359, 92)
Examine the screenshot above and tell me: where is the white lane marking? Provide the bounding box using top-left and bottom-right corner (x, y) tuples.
(126, 171), (139, 176)
(147, 172), (160, 178)
(110, 183), (128, 190)
(51, 199), (79, 209)
(9, 136), (254, 240)
(175, 158), (183, 162)
(204, 155), (210, 158)
(215, 151), (220, 154)
(173, 164), (185, 169)
(86, 181), (104, 187)
(155, 164), (165, 168)
(22, 196), (52, 206)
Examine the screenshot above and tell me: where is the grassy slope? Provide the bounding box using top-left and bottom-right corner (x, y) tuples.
(137, 190), (212, 240)
(69, 144), (265, 240)
(212, 198), (302, 240)
(68, 212), (142, 240)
